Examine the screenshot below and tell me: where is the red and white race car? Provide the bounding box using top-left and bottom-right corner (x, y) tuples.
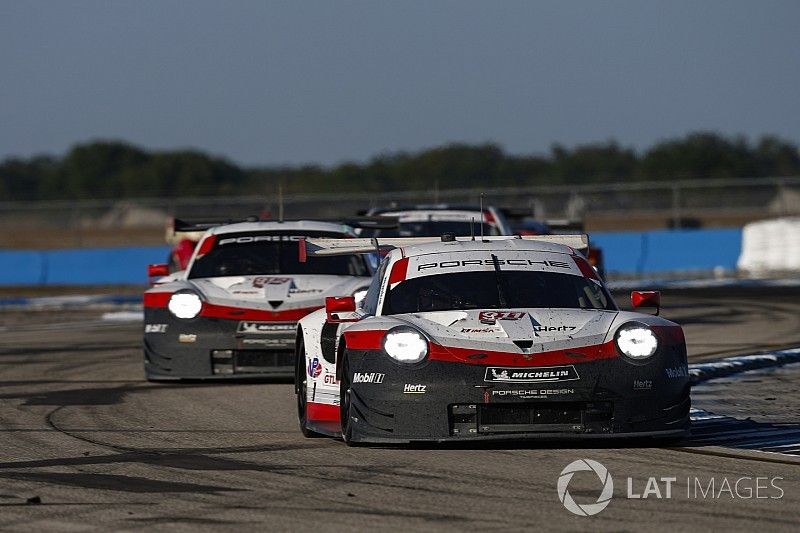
(144, 220), (374, 380)
(294, 234), (689, 444)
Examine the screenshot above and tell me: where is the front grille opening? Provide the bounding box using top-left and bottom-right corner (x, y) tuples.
(212, 350), (294, 374)
(478, 402), (584, 433)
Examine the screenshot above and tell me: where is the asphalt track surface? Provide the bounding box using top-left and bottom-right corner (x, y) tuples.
(1, 287), (800, 531)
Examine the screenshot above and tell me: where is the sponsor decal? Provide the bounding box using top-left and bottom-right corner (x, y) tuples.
(403, 384), (427, 394)
(323, 373), (338, 385)
(353, 372), (385, 384)
(461, 327), (503, 334)
(178, 333), (197, 343)
(633, 379), (653, 390)
(417, 259), (572, 271)
(485, 365), (580, 383)
(491, 388), (575, 398)
(237, 322), (296, 334)
(241, 338), (290, 346)
(307, 357), (322, 378)
(478, 311), (526, 322)
(145, 324), (167, 333)
(665, 365), (689, 379)
(218, 235), (303, 246)
(252, 277), (292, 288)
(533, 325), (577, 333)
(288, 288), (323, 294)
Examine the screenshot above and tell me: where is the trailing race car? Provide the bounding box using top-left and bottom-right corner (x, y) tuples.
(143, 220), (373, 380)
(295, 234), (689, 444)
(359, 204), (513, 237)
(500, 208), (605, 279)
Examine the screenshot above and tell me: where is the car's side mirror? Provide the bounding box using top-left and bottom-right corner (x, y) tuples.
(326, 296), (359, 323)
(147, 264), (170, 284)
(631, 290), (661, 315)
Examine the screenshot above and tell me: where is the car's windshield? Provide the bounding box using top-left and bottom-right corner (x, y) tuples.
(384, 271), (612, 314)
(362, 221), (500, 238)
(188, 233), (369, 279)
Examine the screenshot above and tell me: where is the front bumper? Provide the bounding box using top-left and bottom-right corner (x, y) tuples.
(143, 308), (298, 379)
(344, 349), (690, 443)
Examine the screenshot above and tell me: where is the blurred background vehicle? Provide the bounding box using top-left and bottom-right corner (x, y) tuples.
(357, 204), (513, 238)
(500, 208), (605, 279)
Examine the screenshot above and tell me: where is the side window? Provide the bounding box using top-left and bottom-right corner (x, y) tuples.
(361, 256), (389, 316)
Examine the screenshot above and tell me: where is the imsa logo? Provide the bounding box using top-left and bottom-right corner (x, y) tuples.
(484, 365), (580, 383)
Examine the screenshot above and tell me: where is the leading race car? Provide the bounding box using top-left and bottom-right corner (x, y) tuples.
(295, 234), (689, 444)
(143, 220), (373, 380)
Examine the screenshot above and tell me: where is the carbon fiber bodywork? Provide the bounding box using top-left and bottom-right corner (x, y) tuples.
(340, 346), (690, 443)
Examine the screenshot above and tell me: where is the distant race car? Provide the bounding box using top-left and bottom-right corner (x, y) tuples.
(500, 209), (605, 278)
(143, 220), (374, 380)
(295, 234), (689, 444)
(359, 204), (513, 237)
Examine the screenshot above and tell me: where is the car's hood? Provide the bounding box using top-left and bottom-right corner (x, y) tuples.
(400, 308), (618, 356)
(191, 275), (369, 310)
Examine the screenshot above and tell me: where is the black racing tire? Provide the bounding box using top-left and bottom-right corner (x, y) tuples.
(295, 336), (322, 438)
(339, 353), (357, 446)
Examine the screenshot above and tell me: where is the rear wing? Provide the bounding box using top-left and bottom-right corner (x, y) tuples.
(171, 216), (398, 233)
(166, 216), (399, 244)
(299, 234), (589, 260)
(545, 219), (585, 233)
(172, 216), (261, 233)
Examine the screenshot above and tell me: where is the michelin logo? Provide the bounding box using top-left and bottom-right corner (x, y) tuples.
(237, 321), (295, 334)
(485, 365), (580, 383)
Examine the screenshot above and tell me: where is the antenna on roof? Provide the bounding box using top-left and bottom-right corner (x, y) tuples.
(470, 217), (475, 241)
(278, 184), (284, 223)
(479, 194), (485, 241)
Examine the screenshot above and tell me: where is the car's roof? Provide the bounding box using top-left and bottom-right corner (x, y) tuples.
(208, 220), (353, 236)
(395, 237), (574, 258)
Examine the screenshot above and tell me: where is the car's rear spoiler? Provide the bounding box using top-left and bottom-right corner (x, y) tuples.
(172, 216), (262, 233)
(544, 218), (585, 233)
(299, 234), (589, 261)
(171, 216), (398, 234)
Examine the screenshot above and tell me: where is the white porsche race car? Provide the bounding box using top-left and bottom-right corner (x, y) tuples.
(143, 220), (374, 380)
(295, 234), (690, 444)
(359, 204), (514, 237)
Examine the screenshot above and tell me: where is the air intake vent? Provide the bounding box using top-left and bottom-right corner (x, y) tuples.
(513, 340), (533, 350)
(268, 300), (283, 309)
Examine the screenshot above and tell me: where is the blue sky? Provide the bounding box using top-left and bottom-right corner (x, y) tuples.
(1, 0), (798, 167)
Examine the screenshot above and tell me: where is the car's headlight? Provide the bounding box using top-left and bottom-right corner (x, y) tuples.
(168, 292), (203, 319)
(382, 326), (428, 363)
(352, 287), (369, 306)
(615, 322), (658, 360)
